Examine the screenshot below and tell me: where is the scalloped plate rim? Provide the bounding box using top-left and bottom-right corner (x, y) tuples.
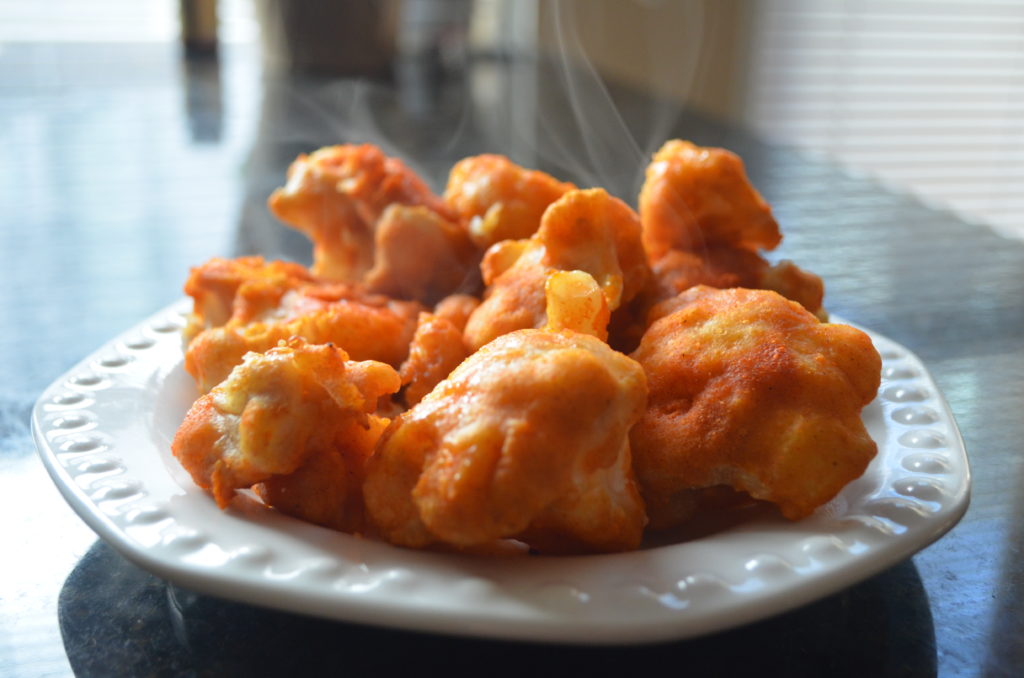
(32, 299), (971, 644)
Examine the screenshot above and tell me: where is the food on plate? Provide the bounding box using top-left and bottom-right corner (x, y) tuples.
(363, 204), (478, 305)
(635, 139), (825, 322)
(182, 256), (320, 342)
(639, 139), (781, 257)
(431, 293), (480, 332)
(170, 139), (883, 555)
(463, 187), (649, 350)
(269, 144), (454, 282)
(172, 338), (400, 532)
(629, 286), (882, 529)
(363, 325), (648, 554)
(444, 153), (576, 248)
(184, 286), (420, 393)
(398, 311), (470, 408)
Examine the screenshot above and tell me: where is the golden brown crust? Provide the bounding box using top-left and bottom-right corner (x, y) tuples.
(364, 205), (479, 305)
(170, 141), (881, 555)
(444, 154), (575, 248)
(172, 339), (400, 524)
(364, 329), (649, 553)
(463, 188), (650, 351)
(639, 139), (781, 258)
(629, 286), (880, 527)
(269, 144), (453, 281)
(184, 293), (421, 393)
(182, 256), (320, 342)
(398, 312), (470, 408)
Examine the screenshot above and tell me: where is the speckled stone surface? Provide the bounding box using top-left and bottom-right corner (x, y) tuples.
(59, 541), (936, 677)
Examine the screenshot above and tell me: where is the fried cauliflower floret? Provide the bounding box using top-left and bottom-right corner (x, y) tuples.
(254, 413), (391, 533)
(463, 188), (650, 351)
(629, 140), (826, 328)
(648, 250), (825, 317)
(639, 139), (781, 258)
(432, 293), (480, 333)
(759, 259), (827, 322)
(268, 144), (453, 281)
(171, 338), (400, 532)
(444, 154), (575, 248)
(182, 256), (319, 342)
(185, 290), (421, 393)
(629, 286), (881, 529)
(363, 204), (478, 305)
(364, 329), (648, 554)
(398, 312), (469, 408)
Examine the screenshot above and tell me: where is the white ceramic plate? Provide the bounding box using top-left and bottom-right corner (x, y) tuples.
(33, 300), (970, 644)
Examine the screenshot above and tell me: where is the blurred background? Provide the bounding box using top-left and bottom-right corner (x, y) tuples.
(2, 0), (1022, 241)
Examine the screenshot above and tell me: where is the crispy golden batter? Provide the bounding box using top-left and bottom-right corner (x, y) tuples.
(171, 140), (882, 554)
(254, 414), (391, 533)
(760, 259), (827, 321)
(629, 286), (880, 528)
(172, 339), (400, 531)
(184, 289), (421, 393)
(630, 140), (826, 331)
(463, 188), (650, 350)
(363, 204), (478, 305)
(432, 293), (480, 333)
(640, 250), (824, 321)
(639, 139), (781, 258)
(364, 329), (648, 553)
(269, 144), (453, 281)
(444, 154), (576, 248)
(398, 312), (469, 408)
(182, 256), (319, 342)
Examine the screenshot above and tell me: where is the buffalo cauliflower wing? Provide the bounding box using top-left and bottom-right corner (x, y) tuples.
(629, 286), (881, 529)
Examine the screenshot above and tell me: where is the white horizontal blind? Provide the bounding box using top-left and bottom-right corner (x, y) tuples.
(743, 0), (1024, 241)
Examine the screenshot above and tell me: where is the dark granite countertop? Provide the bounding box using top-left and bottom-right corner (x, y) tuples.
(2, 42), (1021, 677)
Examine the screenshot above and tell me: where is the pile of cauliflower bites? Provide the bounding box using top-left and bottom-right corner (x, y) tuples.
(172, 141), (881, 555)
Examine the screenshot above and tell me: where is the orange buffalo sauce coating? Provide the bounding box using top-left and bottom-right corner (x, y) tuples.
(269, 144), (454, 282)
(169, 140), (882, 554)
(630, 286), (880, 528)
(444, 154), (575, 248)
(364, 329), (648, 554)
(172, 339), (400, 532)
(463, 188), (650, 351)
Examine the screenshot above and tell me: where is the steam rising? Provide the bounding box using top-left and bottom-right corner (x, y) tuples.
(244, 0), (710, 237)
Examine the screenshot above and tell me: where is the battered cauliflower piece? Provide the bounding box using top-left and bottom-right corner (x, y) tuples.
(639, 139), (781, 258)
(629, 286), (881, 529)
(627, 139), (826, 335)
(268, 144), (453, 281)
(432, 293), (480, 333)
(643, 249), (826, 321)
(444, 154), (576, 248)
(184, 289), (421, 393)
(398, 312), (469, 408)
(172, 338), (400, 532)
(182, 256), (319, 342)
(463, 188), (650, 351)
(363, 204), (478, 305)
(364, 329), (649, 554)
(759, 259), (827, 322)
